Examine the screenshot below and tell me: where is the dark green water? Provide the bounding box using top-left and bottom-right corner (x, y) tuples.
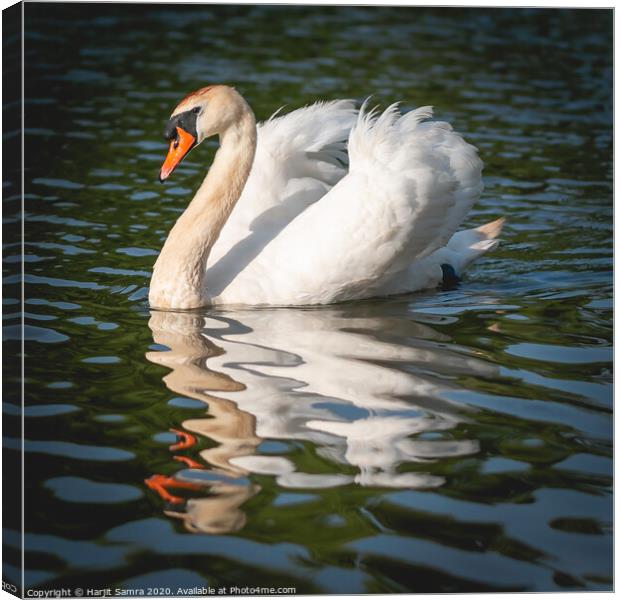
(4, 4), (612, 594)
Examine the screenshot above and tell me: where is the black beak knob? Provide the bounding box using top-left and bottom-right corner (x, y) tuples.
(163, 118), (178, 141)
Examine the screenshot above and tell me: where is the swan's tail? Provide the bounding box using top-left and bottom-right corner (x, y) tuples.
(445, 217), (505, 276)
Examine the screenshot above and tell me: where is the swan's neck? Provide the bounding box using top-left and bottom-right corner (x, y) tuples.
(149, 111), (257, 309)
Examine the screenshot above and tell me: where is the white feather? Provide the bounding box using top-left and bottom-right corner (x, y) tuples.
(206, 100), (356, 297)
(208, 101), (500, 306)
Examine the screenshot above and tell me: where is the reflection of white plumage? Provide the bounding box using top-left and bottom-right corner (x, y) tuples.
(150, 85), (504, 309)
(306, 416), (479, 489)
(205, 309), (487, 489)
(148, 308), (496, 499)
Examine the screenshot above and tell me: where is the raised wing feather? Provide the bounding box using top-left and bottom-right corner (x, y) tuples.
(213, 103), (483, 305)
(206, 100), (357, 296)
(207, 100), (356, 263)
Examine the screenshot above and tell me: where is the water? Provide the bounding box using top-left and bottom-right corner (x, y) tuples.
(4, 5), (612, 593)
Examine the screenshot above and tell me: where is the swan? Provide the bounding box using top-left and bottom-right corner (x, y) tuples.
(150, 84), (504, 309)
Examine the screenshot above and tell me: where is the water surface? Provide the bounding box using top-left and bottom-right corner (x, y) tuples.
(4, 5), (612, 593)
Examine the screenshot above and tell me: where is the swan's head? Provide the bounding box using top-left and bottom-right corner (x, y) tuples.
(159, 85), (247, 182)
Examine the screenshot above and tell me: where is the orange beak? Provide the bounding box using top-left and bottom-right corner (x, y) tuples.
(159, 127), (196, 182)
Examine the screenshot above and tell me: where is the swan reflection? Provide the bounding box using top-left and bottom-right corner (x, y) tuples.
(146, 306), (496, 533)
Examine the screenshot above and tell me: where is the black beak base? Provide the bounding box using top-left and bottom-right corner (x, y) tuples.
(163, 109), (199, 141)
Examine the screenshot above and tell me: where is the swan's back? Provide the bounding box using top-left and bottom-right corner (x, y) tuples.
(207, 101), (356, 264)
(211, 103), (488, 306)
(206, 100), (357, 296)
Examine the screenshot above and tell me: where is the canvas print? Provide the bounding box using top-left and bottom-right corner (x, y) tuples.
(2, 2), (613, 596)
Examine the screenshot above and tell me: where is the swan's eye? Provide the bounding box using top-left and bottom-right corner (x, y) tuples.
(192, 107), (201, 114)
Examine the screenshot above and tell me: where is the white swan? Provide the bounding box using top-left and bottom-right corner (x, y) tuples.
(150, 85), (504, 309)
